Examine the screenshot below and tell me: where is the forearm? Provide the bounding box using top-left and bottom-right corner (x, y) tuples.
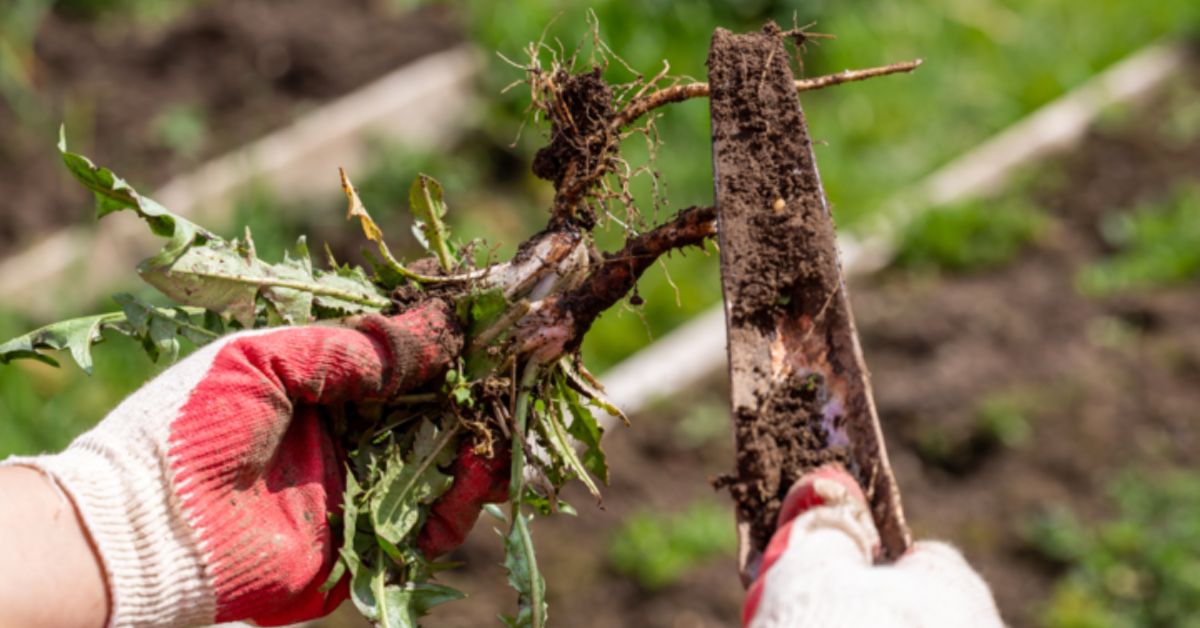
(0, 466), (109, 628)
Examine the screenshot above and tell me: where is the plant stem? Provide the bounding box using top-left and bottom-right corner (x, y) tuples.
(793, 58), (925, 91)
(140, 305), (220, 339)
(612, 59), (924, 130)
(371, 238), (454, 284)
(514, 511), (544, 628)
(509, 358), (542, 515)
(551, 204), (716, 341)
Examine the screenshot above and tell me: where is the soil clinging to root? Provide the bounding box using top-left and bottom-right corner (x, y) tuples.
(531, 67), (616, 230)
(707, 24), (907, 563)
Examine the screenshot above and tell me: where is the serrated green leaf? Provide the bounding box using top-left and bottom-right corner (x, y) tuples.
(0, 300), (214, 373)
(409, 174), (455, 271)
(497, 514), (546, 628)
(261, 237), (315, 325)
(322, 471), (365, 594)
(529, 405), (571, 489)
(313, 264), (391, 316)
(112, 294), (220, 364)
(559, 357), (629, 426)
(522, 486), (575, 517)
(377, 583), (465, 628)
(0, 312), (125, 373)
(138, 239), (264, 327)
(558, 373), (610, 485)
(462, 288), (509, 336)
(348, 546), (381, 620)
(541, 388), (602, 502)
(363, 248), (408, 290)
(370, 419), (457, 547)
(59, 128), (211, 266)
(459, 287), (519, 380)
(318, 553), (348, 594)
(140, 239), (387, 327)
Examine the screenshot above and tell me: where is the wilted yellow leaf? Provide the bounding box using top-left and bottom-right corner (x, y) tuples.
(341, 168), (384, 243)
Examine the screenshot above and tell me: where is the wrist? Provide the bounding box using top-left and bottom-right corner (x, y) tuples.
(6, 438), (214, 628)
(0, 465), (109, 628)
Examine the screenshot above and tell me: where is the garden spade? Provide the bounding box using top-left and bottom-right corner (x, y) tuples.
(707, 25), (911, 585)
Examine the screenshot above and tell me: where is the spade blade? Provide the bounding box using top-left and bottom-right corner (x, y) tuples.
(707, 24), (911, 583)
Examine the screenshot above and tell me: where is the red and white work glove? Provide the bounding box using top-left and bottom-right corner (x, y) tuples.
(743, 465), (1005, 628)
(2, 300), (510, 628)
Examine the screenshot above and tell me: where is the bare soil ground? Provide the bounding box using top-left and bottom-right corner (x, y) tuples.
(312, 59), (1200, 628)
(0, 0), (459, 258)
(862, 65), (1200, 626)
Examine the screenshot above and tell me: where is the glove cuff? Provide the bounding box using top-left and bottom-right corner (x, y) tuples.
(4, 440), (214, 628)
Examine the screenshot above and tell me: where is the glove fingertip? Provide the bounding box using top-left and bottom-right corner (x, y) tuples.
(777, 464), (865, 525)
(418, 440), (512, 559)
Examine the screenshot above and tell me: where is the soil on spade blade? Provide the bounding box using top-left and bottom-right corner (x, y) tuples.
(0, 0), (460, 259)
(707, 23), (892, 559)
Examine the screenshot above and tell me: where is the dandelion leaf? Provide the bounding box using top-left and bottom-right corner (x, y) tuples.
(557, 373), (609, 485)
(138, 239), (266, 328)
(498, 515), (546, 628)
(409, 174), (455, 270)
(0, 312), (124, 373)
(370, 419), (456, 547)
(59, 128), (211, 267)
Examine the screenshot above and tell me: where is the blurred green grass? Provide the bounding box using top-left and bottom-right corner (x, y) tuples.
(893, 194), (1048, 273)
(2, 0), (1198, 455)
(607, 498), (737, 590)
(1079, 183), (1200, 297)
(1026, 472), (1200, 628)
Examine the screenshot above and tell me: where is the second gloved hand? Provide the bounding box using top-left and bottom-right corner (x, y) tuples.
(744, 465), (1006, 628)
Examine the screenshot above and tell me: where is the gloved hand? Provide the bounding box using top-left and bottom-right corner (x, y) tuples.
(2, 300), (510, 628)
(743, 465), (1005, 628)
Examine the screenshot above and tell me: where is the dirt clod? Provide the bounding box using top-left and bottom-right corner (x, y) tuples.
(531, 67), (616, 229)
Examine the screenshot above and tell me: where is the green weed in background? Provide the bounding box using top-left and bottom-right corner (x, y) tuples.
(974, 391), (1033, 448)
(151, 103), (208, 160)
(1026, 472), (1200, 628)
(1079, 183), (1200, 297)
(894, 196), (1047, 273)
(608, 498), (737, 590)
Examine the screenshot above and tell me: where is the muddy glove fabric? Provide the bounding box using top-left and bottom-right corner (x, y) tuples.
(2, 300), (508, 628)
(743, 465), (1005, 628)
